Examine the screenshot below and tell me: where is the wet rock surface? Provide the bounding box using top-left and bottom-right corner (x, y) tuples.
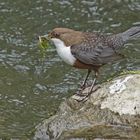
(34, 74), (140, 140)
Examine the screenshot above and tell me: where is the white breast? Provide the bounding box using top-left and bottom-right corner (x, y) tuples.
(51, 38), (76, 65)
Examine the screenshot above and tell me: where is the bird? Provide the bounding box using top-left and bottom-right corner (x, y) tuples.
(40, 26), (140, 99)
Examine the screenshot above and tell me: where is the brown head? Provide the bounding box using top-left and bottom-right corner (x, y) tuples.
(48, 28), (84, 46)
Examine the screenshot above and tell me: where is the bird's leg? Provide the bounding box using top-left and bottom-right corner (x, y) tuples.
(80, 69), (91, 89)
(76, 69), (91, 96)
(74, 71), (100, 102)
(87, 71), (99, 96)
(89, 75), (97, 93)
(79, 71), (100, 102)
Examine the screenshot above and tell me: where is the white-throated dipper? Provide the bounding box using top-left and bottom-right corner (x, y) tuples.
(39, 26), (140, 99)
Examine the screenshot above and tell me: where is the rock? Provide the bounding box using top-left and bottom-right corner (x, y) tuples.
(34, 74), (140, 140)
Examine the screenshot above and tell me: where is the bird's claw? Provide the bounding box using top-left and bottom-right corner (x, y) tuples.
(79, 80), (93, 90)
(73, 84), (101, 102)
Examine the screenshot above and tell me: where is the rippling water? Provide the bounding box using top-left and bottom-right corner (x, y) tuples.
(0, 0), (140, 139)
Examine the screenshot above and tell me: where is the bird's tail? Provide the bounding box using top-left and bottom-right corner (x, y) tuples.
(122, 26), (140, 42)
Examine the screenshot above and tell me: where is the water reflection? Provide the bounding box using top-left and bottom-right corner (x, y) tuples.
(0, 0), (140, 139)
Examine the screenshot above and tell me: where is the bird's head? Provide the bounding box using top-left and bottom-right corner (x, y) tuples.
(39, 28), (84, 47)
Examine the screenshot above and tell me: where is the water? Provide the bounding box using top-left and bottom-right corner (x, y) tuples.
(0, 0), (140, 139)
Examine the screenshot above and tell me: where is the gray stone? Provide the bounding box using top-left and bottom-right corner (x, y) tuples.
(34, 74), (140, 140)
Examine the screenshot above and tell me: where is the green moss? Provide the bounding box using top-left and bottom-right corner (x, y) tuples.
(38, 35), (51, 58)
(120, 70), (140, 75)
(39, 36), (50, 49)
(106, 70), (140, 82)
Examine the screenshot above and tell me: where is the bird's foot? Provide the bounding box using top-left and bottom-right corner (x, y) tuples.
(73, 84), (101, 102)
(76, 80), (93, 96)
(79, 80), (93, 90)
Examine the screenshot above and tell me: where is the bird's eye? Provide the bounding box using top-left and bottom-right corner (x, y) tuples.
(53, 32), (60, 38)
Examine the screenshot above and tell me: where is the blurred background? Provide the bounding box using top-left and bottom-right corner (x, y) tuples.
(0, 0), (140, 139)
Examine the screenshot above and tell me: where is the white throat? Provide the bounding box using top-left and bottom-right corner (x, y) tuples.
(51, 38), (76, 65)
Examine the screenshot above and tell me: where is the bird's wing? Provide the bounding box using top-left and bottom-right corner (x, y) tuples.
(71, 42), (123, 66)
